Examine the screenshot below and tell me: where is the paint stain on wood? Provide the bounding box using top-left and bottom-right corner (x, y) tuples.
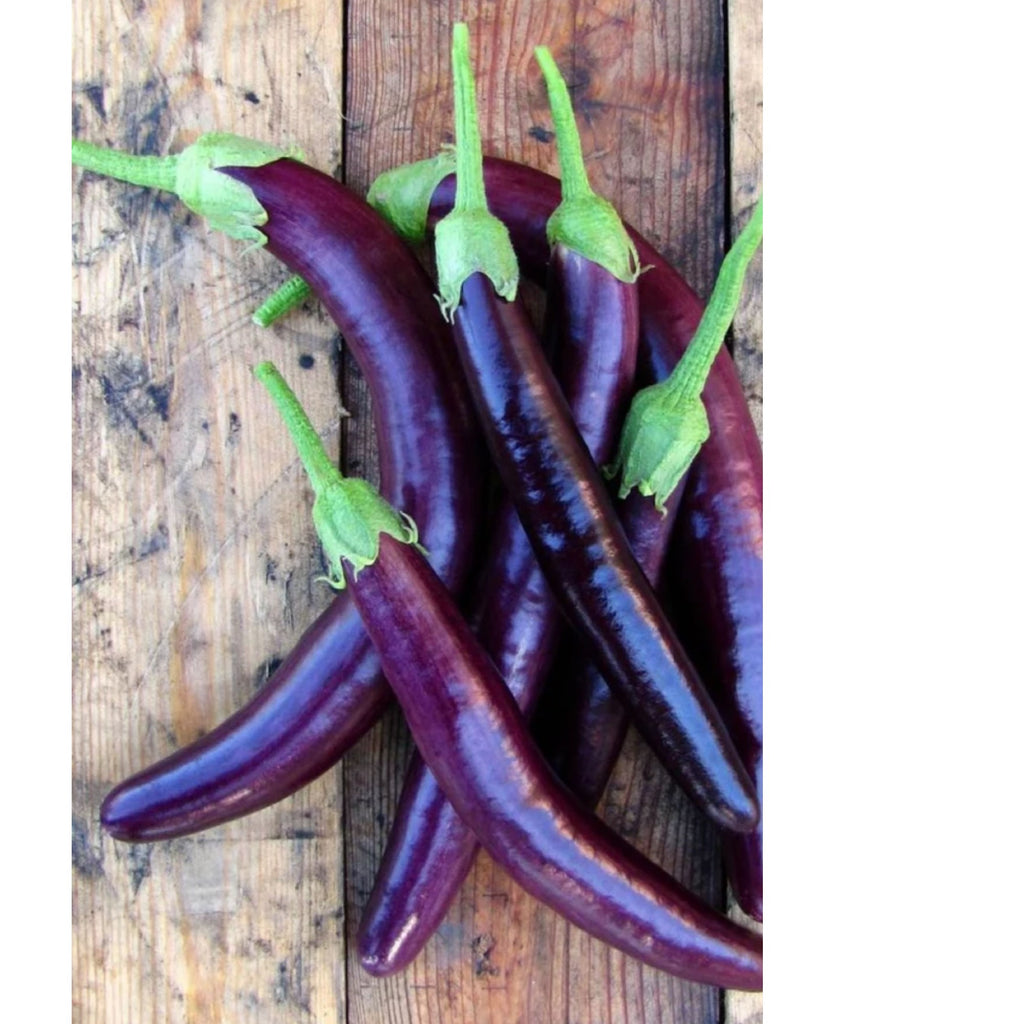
(272, 954), (311, 1012)
(134, 523), (170, 560)
(127, 843), (152, 895)
(83, 81), (106, 120)
(253, 654), (283, 691)
(72, 815), (104, 879)
(471, 933), (500, 978)
(121, 77), (172, 158)
(97, 351), (174, 446)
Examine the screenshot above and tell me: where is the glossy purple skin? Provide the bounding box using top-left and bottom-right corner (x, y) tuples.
(631, 246), (763, 923)
(358, 248), (638, 975)
(449, 272), (757, 833)
(668, 425), (763, 921)
(346, 534), (763, 990)
(100, 160), (483, 842)
(429, 160), (764, 920)
(537, 482), (686, 810)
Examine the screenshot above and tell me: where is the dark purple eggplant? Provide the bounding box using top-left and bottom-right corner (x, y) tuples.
(72, 135), (484, 840)
(357, 46), (642, 975)
(609, 200), (763, 920)
(546, 204), (764, 915)
(369, 153), (764, 919)
(429, 26), (757, 835)
(255, 357), (763, 990)
(535, 481), (686, 807)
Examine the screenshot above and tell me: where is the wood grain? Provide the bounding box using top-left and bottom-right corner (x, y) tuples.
(72, 2), (347, 1022)
(72, 0), (763, 1021)
(728, 0), (764, 443)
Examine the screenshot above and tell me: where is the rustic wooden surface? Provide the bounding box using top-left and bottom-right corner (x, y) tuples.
(71, 1), (763, 1022)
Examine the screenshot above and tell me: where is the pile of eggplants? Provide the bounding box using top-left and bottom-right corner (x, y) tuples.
(72, 25), (763, 992)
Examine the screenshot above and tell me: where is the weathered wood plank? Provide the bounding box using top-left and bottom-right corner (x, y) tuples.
(728, 0), (764, 441)
(72, 1), (346, 1021)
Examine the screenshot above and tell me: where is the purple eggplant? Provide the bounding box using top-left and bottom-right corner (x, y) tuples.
(369, 152), (764, 919)
(610, 201), (764, 921)
(430, 26), (757, 836)
(255, 358), (763, 990)
(72, 136), (483, 840)
(357, 47), (642, 976)
(534, 481), (687, 807)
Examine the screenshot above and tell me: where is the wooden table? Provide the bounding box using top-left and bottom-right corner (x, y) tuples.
(71, 2), (762, 1021)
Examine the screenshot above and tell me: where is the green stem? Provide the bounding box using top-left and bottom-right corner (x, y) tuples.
(71, 132), (301, 247)
(534, 47), (591, 203)
(254, 361), (421, 587)
(605, 197), (763, 511)
(253, 274), (313, 327)
(533, 47), (640, 282)
(254, 362), (339, 496)
(72, 139), (179, 192)
(451, 24), (485, 216)
(661, 198), (764, 406)
(432, 24), (519, 317)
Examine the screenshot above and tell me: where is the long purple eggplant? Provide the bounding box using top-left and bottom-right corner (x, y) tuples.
(255, 359), (763, 990)
(534, 480), (687, 807)
(606, 200), (763, 923)
(369, 154), (763, 918)
(357, 47), (642, 976)
(72, 135), (483, 840)
(427, 26), (757, 836)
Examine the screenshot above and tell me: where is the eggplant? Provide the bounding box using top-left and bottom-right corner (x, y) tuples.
(429, 25), (757, 835)
(255, 358), (763, 990)
(369, 152), (764, 919)
(71, 136), (484, 840)
(612, 200), (764, 920)
(357, 47), (642, 975)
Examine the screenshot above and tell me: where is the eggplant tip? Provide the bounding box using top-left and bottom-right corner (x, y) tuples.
(357, 950), (401, 978)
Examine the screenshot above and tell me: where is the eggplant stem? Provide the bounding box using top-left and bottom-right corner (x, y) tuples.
(534, 47), (640, 283)
(72, 140), (179, 192)
(534, 47), (592, 203)
(606, 198), (763, 510)
(662, 198), (764, 405)
(451, 24), (485, 215)
(253, 274), (313, 327)
(71, 132), (301, 246)
(432, 24), (519, 318)
(255, 362), (339, 496)
(366, 150), (457, 242)
(254, 362), (421, 587)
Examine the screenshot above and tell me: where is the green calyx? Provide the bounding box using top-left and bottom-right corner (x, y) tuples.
(434, 209), (518, 318)
(546, 195), (641, 283)
(604, 382), (710, 513)
(254, 362), (421, 588)
(606, 197), (763, 510)
(534, 46), (640, 283)
(310, 479), (421, 589)
(366, 149), (457, 243)
(72, 132), (303, 247)
(434, 22), (519, 320)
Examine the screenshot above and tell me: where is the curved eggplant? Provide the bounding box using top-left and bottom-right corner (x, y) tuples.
(256, 359), (763, 990)
(70, 143), (484, 840)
